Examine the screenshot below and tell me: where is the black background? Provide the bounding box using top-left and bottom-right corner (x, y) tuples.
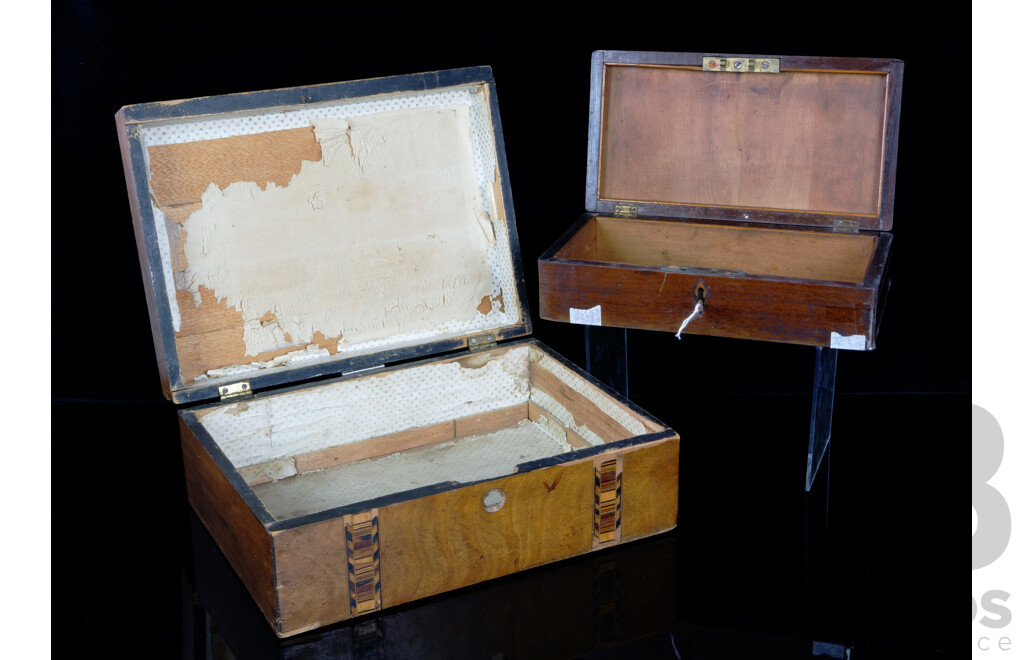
(53, 1), (966, 657)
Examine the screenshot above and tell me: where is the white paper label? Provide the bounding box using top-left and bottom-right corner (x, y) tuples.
(569, 305), (602, 326)
(830, 331), (867, 350)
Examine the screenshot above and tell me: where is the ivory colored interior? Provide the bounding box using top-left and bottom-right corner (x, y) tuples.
(599, 64), (889, 217)
(195, 345), (663, 520)
(141, 86), (520, 386)
(558, 217), (877, 284)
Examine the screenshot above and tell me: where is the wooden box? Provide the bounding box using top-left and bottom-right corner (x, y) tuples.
(540, 51), (903, 350)
(115, 67), (678, 637)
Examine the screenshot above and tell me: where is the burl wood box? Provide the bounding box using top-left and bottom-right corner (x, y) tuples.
(115, 67), (678, 637)
(540, 51), (903, 349)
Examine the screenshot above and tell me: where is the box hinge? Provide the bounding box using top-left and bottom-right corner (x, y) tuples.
(467, 333), (497, 352)
(703, 56), (780, 73)
(219, 381), (253, 402)
(613, 204), (638, 218)
(832, 218), (860, 234)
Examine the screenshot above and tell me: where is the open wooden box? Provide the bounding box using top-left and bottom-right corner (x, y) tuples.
(540, 51), (903, 349)
(115, 67), (678, 637)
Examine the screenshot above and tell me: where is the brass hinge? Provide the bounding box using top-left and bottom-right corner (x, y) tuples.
(832, 218), (860, 234)
(703, 56), (780, 73)
(467, 333), (497, 352)
(613, 204), (638, 218)
(219, 381), (253, 402)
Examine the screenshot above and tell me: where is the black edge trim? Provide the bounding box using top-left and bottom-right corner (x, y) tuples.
(515, 430), (676, 473)
(180, 409), (276, 526)
(585, 51), (605, 212)
(267, 427), (677, 533)
(121, 67), (494, 123)
(175, 326), (533, 404)
(128, 132), (183, 389)
(183, 336), (540, 414)
(486, 75), (533, 334)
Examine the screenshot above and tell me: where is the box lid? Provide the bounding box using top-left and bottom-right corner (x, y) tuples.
(586, 51), (903, 231)
(116, 67), (531, 404)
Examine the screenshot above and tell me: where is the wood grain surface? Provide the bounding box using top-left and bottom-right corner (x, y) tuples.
(539, 249), (877, 348)
(271, 514), (353, 636)
(180, 418), (278, 627)
(377, 460), (595, 608)
(621, 438), (679, 540)
(530, 362), (633, 442)
(148, 127), (321, 209)
(599, 65), (888, 216)
(567, 216), (877, 284)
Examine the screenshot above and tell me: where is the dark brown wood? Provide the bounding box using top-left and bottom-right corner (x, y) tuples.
(540, 215), (880, 349)
(599, 65), (887, 218)
(586, 51), (903, 232)
(179, 417), (278, 628)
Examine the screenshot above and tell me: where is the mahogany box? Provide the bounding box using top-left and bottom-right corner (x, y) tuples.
(539, 51), (903, 350)
(115, 67), (678, 637)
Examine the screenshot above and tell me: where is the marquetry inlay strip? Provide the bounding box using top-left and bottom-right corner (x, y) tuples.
(345, 510), (382, 614)
(593, 456), (623, 546)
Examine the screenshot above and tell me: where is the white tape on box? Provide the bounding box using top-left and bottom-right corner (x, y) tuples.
(830, 331), (867, 350)
(569, 305), (602, 326)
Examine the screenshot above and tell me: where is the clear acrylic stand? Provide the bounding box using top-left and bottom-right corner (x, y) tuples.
(584, 326), (629, 399)
(805, 347), (838, 492)
(582, 330), (838, 492)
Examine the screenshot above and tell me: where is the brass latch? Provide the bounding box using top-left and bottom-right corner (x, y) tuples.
(703, 56), (780, 73)
(219, 381), (253, 402)
(832, 219), (860, 234)
(613, 204), (638, 218)
(467, 333), (497, 352)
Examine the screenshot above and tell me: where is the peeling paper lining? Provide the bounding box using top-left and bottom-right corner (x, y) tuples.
(142, 85), (524, 384)
(182, 107), (493, 357)
(201, 346), (532, 467)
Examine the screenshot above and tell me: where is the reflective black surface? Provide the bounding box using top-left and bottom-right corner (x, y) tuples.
(53, 393), (960, 658)
(53, 2), (965, 657)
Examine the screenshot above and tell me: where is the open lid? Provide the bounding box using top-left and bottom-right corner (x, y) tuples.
(586, 51), (903, 231)
(116, 67), (531, 404)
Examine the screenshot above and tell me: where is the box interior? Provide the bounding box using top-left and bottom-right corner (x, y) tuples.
(195, 344), (662, 520)
(559, 216), (878, 284)
(597, 63), (889, 219)
(138, 84), (523, 389)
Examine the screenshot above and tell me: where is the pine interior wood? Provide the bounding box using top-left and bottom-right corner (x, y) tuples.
(599, 64), (888, 217)
(558, 216), (877, 284)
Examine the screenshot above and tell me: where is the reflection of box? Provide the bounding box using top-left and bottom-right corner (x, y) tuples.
(540, 51), (903, 350)
(116, 67), (678, 637)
